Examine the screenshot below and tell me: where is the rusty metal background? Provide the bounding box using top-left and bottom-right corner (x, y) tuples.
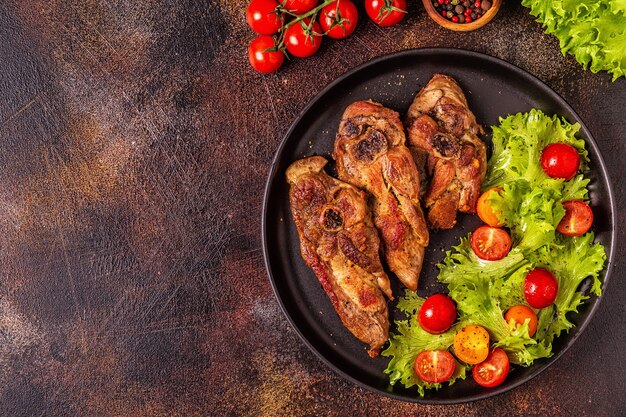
(0, 0), (624, 416)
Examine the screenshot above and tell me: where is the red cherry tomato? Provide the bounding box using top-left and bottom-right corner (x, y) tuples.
(247, 0), (284, 35)
(365, 0), (407, 27)
(319, 0), (359, 39)
(472, 348), (510, 388)
(524, 268), (558, 309)
(477, 187), (504, 227)
(541, 143), (580, 180)
(557, 200), (593, 237)
(284, 18), (323, 58)
(282, 0), (318, 14)
(248, 36), (284, 73)
(470, 226), (512, 261)
(418, 294), (457, 334)
(414, 350), (456, 383)
(504, 305), (538, 337)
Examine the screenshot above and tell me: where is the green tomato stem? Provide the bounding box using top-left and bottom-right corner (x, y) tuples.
(280, 0), (337, 32)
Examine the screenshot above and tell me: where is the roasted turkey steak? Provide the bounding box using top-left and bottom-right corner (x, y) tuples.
(405, 74), (487, 229)
(286, 156), (391, 357)
(333, 101), (429, 292)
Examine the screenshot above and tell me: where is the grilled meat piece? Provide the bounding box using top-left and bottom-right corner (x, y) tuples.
(405, 74), (487, 229)
(333, 101), (429, 291)
(286, 156), (391, 357)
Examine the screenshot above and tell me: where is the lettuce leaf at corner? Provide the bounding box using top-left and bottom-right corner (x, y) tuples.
(521, 0), (626, 80)
(382, 292), (469, 396)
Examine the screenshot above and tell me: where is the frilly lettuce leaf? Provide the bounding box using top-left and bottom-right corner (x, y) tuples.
(522, 0), (626, 80)
(382, 292), (469, 395)
(484, 109), (588, 191)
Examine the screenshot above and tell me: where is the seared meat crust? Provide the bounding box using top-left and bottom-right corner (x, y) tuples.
(405, 74), (487, 229)
(333, 101), (429, 291)
(286, 156), (391, 357)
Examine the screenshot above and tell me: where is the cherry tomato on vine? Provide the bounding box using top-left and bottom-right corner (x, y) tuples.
(453, 324), (490, 365)
(556, 200), (593, 237)
(282, 0), (318, 14)
(540, 142), (580, 180)
(472, 348), (510, 388)
(477, 187), (504, 227)
(414, 350), (456, 383)
(418, 294), (457, 334)
(247, 0), (284, 35)
(284, 18), (323, 58)
(524, 268), (558, 309)
(470, 226), (511, 261)
(248, 36), (284, 73)
(504, 305), (538, 337)
(319, 0), (359, 39)
(365, 0), (407, 27)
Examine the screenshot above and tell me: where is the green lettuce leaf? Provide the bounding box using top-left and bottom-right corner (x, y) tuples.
(529, 233), (606, 345)
(522, 0), (626, 80)
(382, 292), (469, 395)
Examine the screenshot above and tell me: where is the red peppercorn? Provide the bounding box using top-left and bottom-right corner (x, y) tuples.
(438, 0), (444, 4)
(451, 15), (459, 22)
(466, 16), (472, 22)
(441, 10), (447, 16)
(445, 0), (450, 4)
(474, 0), (481, 7)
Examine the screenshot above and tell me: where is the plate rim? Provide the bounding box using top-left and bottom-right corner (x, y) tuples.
(261, 47), (616, 404)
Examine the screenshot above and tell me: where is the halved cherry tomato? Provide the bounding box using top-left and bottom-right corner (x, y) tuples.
(247, 0), (284, 35)
(470, 226), (511, 261)
(472, 348), (510, 388)
(418, 294), (457, 334)
(365, 0), (407, 27)
(248, 36), (284, 73)
(557, 200), (593, 237)
(541, 143), (580, 180)
(414, 350), (456, 383)
(453, 324), (490, 364)
(477, 187), (504, 227)
(504, 305), (538, 337)
(319, 0), (359, 39)
(282, 0), (317, 14)
(284, 18), (323, 58)
(524, 268), (558, 309)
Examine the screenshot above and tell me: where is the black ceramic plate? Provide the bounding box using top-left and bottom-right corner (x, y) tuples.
(262, 48), (615, 403)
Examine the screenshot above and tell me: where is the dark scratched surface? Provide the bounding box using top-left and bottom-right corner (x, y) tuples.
(0, 0), (625, 416)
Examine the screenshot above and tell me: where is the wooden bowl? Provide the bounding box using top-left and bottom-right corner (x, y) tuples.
(422, 0), (501, 31)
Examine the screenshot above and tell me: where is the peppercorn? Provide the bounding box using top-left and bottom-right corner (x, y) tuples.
(471, 12), (476, 19)
(446, 4), (453, 10)
(451, 15), (459, 22)
(447, 10), (455, 18)
(458, 15), (465, 23)
(481, 0), (491, 10)
(454, 5), (464, 13)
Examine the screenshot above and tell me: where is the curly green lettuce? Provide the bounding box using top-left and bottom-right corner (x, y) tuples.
(383, 110), (606, 395)
(522, 0), (626, 80)
(383, 292), (469, 396)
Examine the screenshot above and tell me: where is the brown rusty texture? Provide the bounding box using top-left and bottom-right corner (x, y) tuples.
(0, 0), (624, 416)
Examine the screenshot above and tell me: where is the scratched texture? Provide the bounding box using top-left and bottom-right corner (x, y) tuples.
(0, 0), (624, 416)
